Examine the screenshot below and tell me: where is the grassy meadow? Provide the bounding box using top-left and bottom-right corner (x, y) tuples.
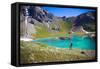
(20, 41), (95, 64)
(34, 20), (72, 39)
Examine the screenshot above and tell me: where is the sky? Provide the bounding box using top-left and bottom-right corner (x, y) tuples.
(42, 6), (95, 17)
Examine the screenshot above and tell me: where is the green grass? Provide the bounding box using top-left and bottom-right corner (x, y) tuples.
(34, 20), (72, 39)
(20, 41), (95, 64)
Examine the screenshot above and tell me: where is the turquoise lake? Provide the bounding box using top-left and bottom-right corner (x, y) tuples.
(33, 35), (95, 50)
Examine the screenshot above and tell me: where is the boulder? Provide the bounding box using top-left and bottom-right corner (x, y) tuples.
(59, 37), (66, 40)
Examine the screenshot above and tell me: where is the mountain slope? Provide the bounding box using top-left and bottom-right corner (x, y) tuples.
(73, 11), (96, 32)
(20, 6), (72, 39)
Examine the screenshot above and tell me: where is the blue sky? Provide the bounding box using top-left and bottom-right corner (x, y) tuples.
(42, 7), (95, 17)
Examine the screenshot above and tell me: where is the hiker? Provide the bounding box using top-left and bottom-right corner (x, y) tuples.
(69, 42), (73, 50)
(68, 31), (73, 50)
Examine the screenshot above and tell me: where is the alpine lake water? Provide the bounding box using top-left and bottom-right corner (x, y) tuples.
(33, 35), (95, 50)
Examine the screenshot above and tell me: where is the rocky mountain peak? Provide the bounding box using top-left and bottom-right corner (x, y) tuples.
(20, 6), (55, 23)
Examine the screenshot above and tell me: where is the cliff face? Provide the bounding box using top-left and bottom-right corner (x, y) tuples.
(20, 6), (55, 23)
